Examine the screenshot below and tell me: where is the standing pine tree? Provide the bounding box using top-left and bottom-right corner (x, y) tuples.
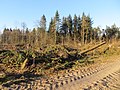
(40, 15), (47, 45)
(48, 18), (56, 45)
(60, 17), (68, 45)
(67, 15), (73, 37)
(77, 15), (82, 42)
(31, 28), (36, 47)
(55, 10), (60, 31)
(81, 13), (92, 44)
(67, 15), (73, 44)
(73, 14), (78, 45)
(81, 13), (86, 44)
(54, 10), (60, 44)
(86, 15), (92, 43)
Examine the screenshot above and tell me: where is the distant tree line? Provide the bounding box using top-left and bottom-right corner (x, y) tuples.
(0, 11), (120, 49)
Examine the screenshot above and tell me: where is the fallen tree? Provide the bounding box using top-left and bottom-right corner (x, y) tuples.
(79, 42), (106, 55)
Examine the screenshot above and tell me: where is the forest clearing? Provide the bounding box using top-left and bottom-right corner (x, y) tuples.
(0, 1), (120, 89)
(0, 40), (120, 90)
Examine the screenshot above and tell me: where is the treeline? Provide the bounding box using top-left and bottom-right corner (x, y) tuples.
(0, 11), (120, 48)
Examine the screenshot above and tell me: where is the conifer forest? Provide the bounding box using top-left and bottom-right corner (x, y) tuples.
(0, 11), (120, 90)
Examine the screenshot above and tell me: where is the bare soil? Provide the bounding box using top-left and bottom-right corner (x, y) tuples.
(57, 56), (120, 90)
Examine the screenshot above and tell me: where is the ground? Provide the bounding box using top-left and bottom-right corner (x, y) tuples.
(0, 41), (120, 90)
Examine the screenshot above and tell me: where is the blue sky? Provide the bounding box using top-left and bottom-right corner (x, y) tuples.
(0, 0), (120, 31)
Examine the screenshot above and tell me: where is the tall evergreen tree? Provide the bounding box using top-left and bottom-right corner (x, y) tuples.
(73, 14), (78, 33)
(105, 24), (119, 42)
(39, 15), (47, 45)
(81, 13), (86, 44)
(55, 10), (60, 32)
(67, 14), (73, 37)
(86, 15), (92, 43)
(31, 28), (36, 47)
(77, 16), (82, 41)
(81, 13), (92, 44)
(73, 14), (78, 44)
(40, 15), (46, 30)
(60, 17), (68, 44)
(48, 18), (56, 44)
(60, 17), (68, 36)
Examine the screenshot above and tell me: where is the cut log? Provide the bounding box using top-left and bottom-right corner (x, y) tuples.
(79, 42), (106, 55)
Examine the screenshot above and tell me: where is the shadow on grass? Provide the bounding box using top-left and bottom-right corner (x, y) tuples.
(0, 71), (43, 87)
